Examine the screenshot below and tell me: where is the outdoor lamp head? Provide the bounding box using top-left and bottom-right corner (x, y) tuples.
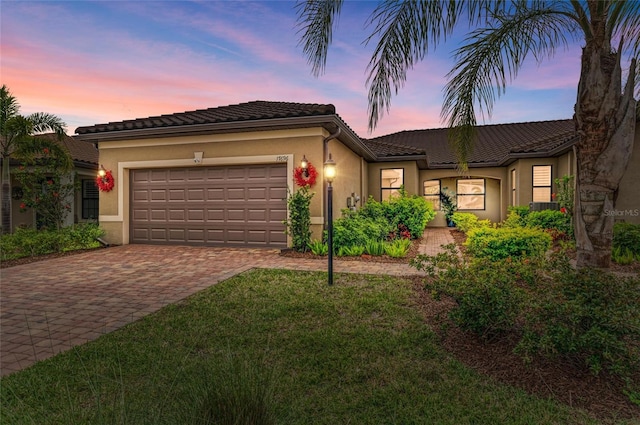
(324, 155), (336, 183)
(301, 155), (308, 169)
(98, 166), (106, 178)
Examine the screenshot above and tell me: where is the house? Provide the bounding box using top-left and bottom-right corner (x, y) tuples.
(7, 133), (99, 230)
(74, 101), (640, 247)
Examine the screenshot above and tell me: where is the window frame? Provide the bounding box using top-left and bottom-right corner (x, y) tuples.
(423, 179), (441, 210)
(380, 168), (404, 201)
(82, 179), (99, 220)
(532, 165), (553, 202)
(456, 178), (486, 211)
(511, 169), (516, 206)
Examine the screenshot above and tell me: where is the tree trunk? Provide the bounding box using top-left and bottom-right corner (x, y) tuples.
(573, 15), (637, 269)
(1, 154), (12, 234)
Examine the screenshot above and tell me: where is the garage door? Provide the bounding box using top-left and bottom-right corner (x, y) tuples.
(130, 164), (288, 247)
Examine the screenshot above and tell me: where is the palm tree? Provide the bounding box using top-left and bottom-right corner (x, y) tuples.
(1, 85), (70, 234)
(297, 0), (639, 269)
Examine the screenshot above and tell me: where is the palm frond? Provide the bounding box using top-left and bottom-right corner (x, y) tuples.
(295, 0), (344, 77)
(442, 1), (577, 166)
(26, 112), (66, 137)
(0, 85), (21, 140)
(363, 0), (507, 131)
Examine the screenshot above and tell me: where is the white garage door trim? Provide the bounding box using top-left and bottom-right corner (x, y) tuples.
(99, 154), (294, 244)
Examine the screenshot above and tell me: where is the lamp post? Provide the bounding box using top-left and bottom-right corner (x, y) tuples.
(324, 153), (336, 286)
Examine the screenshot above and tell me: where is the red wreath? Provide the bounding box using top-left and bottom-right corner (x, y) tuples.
(293, 162), (318, 187)
(96, 170), (115, 192)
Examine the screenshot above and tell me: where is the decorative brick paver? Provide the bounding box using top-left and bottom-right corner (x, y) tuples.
(0, 228), (453, 376)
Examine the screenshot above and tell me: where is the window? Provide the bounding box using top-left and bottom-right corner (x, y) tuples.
(511, 169), (516, 206)
(82, 179), (99, 219)
(456, 179), (485, 210)
(532, 165), (552, 202)
(423, 180), (441, 210)
(380, 168), (403, 201)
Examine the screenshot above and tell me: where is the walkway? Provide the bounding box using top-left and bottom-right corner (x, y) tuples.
(0, 228), (454, 377)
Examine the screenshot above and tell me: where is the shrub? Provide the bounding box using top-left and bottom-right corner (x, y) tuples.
(613, 222), (640, 257)
(518, 265), (640, 380)
(502, 206), (530, 228)
(465, 227), (552, 261)
(360, 191), (435, 239)
(450, 212), (491, 234)
(525, 209), (572, 236)
(331, 214), (391, 252)
(0, 224), (105, 261)
(415, 248), (530, 337)
(284, 186), (314, 252)
(63, 223), (105, 251)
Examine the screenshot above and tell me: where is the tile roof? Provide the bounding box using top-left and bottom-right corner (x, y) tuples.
(75, 101), (337, 135)
(364, 119), (576, 167)
(36, 133), (99, 166)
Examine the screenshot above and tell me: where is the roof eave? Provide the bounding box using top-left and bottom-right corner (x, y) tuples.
(75, 115), (377, 162)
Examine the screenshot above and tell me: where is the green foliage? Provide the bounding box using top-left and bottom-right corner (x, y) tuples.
(502, 206), (530, 228)
(331, 212), (392, 252)
(284, 186), (314, 252)
(190, 350), (279, 425)
(360, 192), (435, 239)
(465, 227), (552, 261)
(517, 263), (640, 381)
(439, 188), (457, 222)
(308, 239), (328, 256)
(337, 245), (365, 257)
(364, 240), (386, 256)
(611, 246), (637, 265)
(413, 246), (640, 390)
(384, 238), (412, 258)
(0, 223), (104, 260)
(613, 222), (640, 257)
(553, 175), (574, 217)
(525, 210), (572, 237)
(413, 245), (529, 337)
(450, 212), (491, 234)
(14, 148), (78, 230)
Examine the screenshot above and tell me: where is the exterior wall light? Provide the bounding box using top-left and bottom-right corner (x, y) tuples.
(324, 153), (336, 285)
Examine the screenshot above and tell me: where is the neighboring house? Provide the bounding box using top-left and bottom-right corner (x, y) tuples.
(8, 133), (99, 231)
(74, 101), (640, 247)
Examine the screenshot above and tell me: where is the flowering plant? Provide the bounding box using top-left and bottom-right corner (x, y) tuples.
(96, 170), (115, 192)
(293, 162), (318, 187)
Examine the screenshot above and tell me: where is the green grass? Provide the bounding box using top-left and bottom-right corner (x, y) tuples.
(0, 269), (610, 424)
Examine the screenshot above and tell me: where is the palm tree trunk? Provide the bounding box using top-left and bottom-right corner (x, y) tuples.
(574, 28), (637, 268)
(1, 154), (12, 234)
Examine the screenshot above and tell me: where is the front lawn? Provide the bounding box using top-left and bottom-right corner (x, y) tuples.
(0, 269), (614, 424)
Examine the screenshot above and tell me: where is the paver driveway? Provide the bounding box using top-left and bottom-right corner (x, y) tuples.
(0, 231), (456, 377)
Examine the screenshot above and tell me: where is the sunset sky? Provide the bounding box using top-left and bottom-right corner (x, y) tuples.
(2, 1), (584, 138)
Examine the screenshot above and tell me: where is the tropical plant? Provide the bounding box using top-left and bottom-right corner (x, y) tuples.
(14, 138), (78, 230)
(1, 85), (70, 233)
(309, 239), (328, 255)
(384, 238), (412, 258)
(439, 188), (457, 225)
(296, 1), (639, 269)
